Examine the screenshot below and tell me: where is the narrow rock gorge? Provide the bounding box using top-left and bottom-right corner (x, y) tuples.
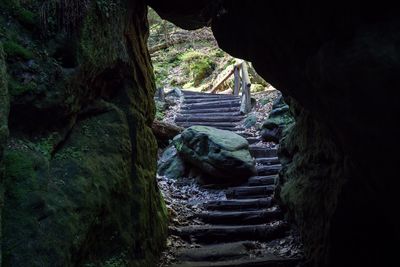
(0, 0), (399, 266)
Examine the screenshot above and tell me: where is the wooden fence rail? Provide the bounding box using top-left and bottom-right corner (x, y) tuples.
(210, 61), (252, 114)
(157, 61), (252, 114)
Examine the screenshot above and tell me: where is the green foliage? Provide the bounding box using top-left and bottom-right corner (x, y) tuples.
(3, 40), (34, 60)
(153, 63), (169, 87)
(155, 100), (166, 120)
(213, 49), (225, 58)
(180, 50), (216, 86)
(251, 83), (265, 93)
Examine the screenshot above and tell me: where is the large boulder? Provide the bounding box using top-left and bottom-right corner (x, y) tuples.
(174, 126), (256, 183)
(261, 96), (294, 143)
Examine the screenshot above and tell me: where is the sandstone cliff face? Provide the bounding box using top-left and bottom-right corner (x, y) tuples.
(0, 40), (10, 266)
(149, 1), (400, 266)
(0, 0), (167, 266)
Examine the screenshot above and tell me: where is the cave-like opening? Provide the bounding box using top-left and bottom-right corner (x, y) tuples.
(1, 1), (399, 266)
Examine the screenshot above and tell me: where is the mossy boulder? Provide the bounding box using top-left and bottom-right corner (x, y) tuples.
(261, 96), (294, 143)
(158, 143), (186, 179)
(174, 126), (256, 183)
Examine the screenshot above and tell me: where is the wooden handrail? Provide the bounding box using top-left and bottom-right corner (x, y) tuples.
(209, 67), (235, 93)
(209, 60), (252, 114)
(209, 61), (243, 94)
(240, 61), (252, 114)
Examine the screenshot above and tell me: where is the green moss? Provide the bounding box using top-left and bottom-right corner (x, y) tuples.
(2, 148), (48, 266)
(251, 83), (265, 93)
(181, 50), (216, 86)
(155, 100), (166, 121)
(0, 0), (37, 28)
(0, 44), (10, 267)
(3, 40), (34, 60)
(3, 149), (37, 182)
(1, 1), (168, 265)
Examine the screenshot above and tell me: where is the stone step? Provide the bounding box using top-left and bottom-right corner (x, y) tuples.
(256, 157), (280, 165)
(181, 100), (241, 110)
(225, 185), (275, 199)
(176, 123), (244, 131)
(245, 137), (261, 145)
(256, 164), (281, 176)
(179, 112), (243, 118)
(204, 198), (275, 211)
(184, 97), (240, 104)
(176, 126), (246, 132)
(249, 146), (278, 158)
(247, 175), (277, 186)
(179, 107), (241, 114)
(198, 209), (283, 225)
(182, 91), (232, 96)
(183, 92), (237, 97)
(176, 241), (254, 262)
(236, 131), (255, 138)
(172, 222), (289, 243)
(175, 116), (244, 123)
(172, 255), (300, 267)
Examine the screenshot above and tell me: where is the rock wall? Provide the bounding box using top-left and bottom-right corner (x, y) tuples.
(148, 1), (400, 266)
(0, 41), (10, 266)
(1, 0), (167, 266)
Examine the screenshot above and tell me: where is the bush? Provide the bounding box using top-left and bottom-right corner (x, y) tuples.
(180, 50), (215, 86)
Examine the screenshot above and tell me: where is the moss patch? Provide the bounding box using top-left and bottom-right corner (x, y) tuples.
(0, 40), (10, 267)
(181, 50), (216, 86)
(3, 40), (34, 60)
(1, 1), (168, 266)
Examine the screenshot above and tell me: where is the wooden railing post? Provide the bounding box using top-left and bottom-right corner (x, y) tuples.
(240, 62), (252, 114)
(233, 65), (240, 96)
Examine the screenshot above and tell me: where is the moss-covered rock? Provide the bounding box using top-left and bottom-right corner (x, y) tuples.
(276, 98), (347, 266)
(174, 126), (256, 183)
(1, 0), (168, 266)
(158, 143), (186, 179)
(261, 96), (294, 143)
(2, 40), (34, 60)
(243, 113), (257, 129)
(0, 40), (10, 267)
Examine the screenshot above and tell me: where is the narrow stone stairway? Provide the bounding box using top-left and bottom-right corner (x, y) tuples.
(167, 91), (301, 267)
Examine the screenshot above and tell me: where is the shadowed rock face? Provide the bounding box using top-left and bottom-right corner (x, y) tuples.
(0, 1), (167, 266)
(148, 1), (400, 266)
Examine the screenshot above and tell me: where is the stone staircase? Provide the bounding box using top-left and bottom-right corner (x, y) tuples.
(169, 91), (301, 267)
